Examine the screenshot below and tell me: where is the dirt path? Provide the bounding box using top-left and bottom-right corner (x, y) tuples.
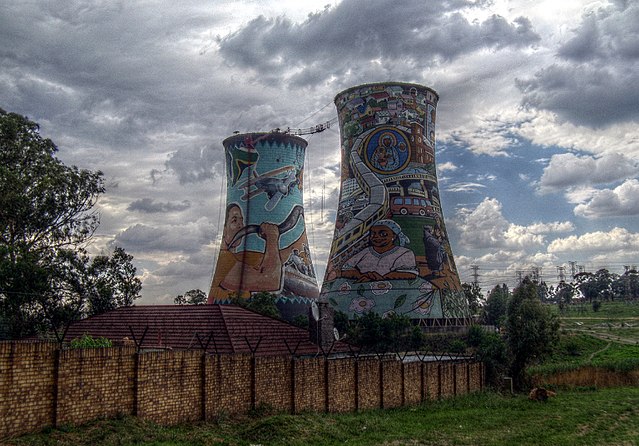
(564, 328), (639, 345)
(588, 342), (611, 360)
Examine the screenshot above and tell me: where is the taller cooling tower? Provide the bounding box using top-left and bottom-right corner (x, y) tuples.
(320, 82), (469, 325)
(208, 132), (319, 319)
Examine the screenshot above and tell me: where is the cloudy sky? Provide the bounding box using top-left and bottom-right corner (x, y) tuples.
(2, 0), (638, 303)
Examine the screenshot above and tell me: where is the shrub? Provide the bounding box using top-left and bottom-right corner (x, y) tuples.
(70, 334), (112, 349)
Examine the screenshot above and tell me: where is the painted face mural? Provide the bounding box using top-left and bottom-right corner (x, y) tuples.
(209, 133), (319, 318)
(320, 83), (470, 321)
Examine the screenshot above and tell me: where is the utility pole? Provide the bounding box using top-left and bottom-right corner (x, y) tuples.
(516, 270), (523, 285)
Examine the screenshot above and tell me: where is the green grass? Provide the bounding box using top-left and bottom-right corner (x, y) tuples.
(6, 388), (639, 446)
(553, 300), (639, 318)
(528, 300), (639, 378)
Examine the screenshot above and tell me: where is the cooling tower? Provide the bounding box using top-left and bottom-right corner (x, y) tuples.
(320, 82), (469, 325)
(208, 132), (319, 319)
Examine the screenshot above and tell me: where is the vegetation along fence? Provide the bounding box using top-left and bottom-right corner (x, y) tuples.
(0, 341), (483, 439)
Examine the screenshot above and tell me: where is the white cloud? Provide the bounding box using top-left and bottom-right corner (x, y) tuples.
(455, 197), (574, 250)
(574, 179), (639, 218)
(538, 152), (639, 194)
(438, 161), (458, 172)
(446, 182), (487, 193)
(548, 227), (639, 256)
(517, 1), (639, 128)
(112, 218), (215, 254)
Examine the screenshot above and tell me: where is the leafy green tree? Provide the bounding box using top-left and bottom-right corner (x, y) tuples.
(574, 269), (615, 302)
(174, 288), (207, 305)
(505, 278), (560, 390)
(0, 109), (140, 339)
(462, 282), (483, 316)
(86, 247), (141, 316)
(613, 269), (639, 300)
(482, 284), (510, 328)
(231, 291), (281, 319)
(346, 311), (423, 353)
(553, 281), (576, 313)
(467, 325), (508, 387)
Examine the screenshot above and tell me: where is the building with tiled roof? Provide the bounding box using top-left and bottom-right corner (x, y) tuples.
(64, 304), (351, 357)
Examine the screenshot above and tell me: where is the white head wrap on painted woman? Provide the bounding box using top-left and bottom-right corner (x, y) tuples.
(374, 219), (410, 247)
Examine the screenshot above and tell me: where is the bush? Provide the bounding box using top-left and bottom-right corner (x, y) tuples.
(70, 334), (112, 349)
(467, 325), (508, 387)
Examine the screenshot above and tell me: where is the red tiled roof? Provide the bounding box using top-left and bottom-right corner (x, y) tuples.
(64, 305), (351, 357)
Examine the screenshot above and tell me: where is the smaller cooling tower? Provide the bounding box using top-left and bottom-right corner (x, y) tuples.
(208, 132), (319, 319)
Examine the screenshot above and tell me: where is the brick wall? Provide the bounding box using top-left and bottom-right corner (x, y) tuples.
(57, 346), (136, 425)
(0, 342), (484, 439)
(356, 358), (381, 410)
(0, 342), (57, 437)
(137, 350), (203, 424)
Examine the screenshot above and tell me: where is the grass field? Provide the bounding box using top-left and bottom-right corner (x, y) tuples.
(528, 301), (639, 376)
(555, 301), (639, 342)
(5, 387), (639, 446)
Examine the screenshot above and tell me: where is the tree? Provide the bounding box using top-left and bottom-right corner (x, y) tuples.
(174, 289), (207, 305)
(482, 284), (510, 328)
(345, 311), (423, 353)
(86, 247), (142, 316)
(467, 325), (508, 388)
(505, 278), (559, 390)
(0, 110), (140, 339)
(462, 282), (483, 316)
(230, 291), (281, 319)
(553, 281), (576, 313)
(573, 269), (614, 303)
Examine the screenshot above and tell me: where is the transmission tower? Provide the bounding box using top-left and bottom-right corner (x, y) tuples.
(557, 266), (566, 282)
(568, 261), (577, 279)
(470, 264), (480, 286)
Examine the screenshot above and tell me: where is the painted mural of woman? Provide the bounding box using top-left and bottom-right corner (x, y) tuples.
(208, 203), (284, 301)
(339, 220), (418, 282)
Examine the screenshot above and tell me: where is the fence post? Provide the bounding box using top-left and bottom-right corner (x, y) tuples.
(324, 358), (330, 412)
(420, 361), (425, 402)
(132, 351), (138, 416)
(400, 361), (405, 407)
(379, 358), (384, 409)
(251, 354), (256, 412)
(51, 348), (61, 427)
(290, 356), (296, 414)
(354, 358), (359, 412)
(453, 362), (457, 396)
(201, 352), (207, 421)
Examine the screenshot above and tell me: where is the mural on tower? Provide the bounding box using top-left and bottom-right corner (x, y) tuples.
(320, 83), (469, 321)
(208, 133), (319, 316)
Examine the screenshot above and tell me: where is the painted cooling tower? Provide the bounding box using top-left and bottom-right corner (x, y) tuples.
(320, 82), (469, 325)
(208, 132), (319, 318)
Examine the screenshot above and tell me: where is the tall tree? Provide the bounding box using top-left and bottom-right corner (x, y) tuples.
(482, 284), (510, 328)
(505, 278), (559, 390)
(174, 289), (207, 305)
(86, 247), (142, 316)
(462, 282), (483, 316)
(0, 109), (140, 339)
(553, 281), (576, 313)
